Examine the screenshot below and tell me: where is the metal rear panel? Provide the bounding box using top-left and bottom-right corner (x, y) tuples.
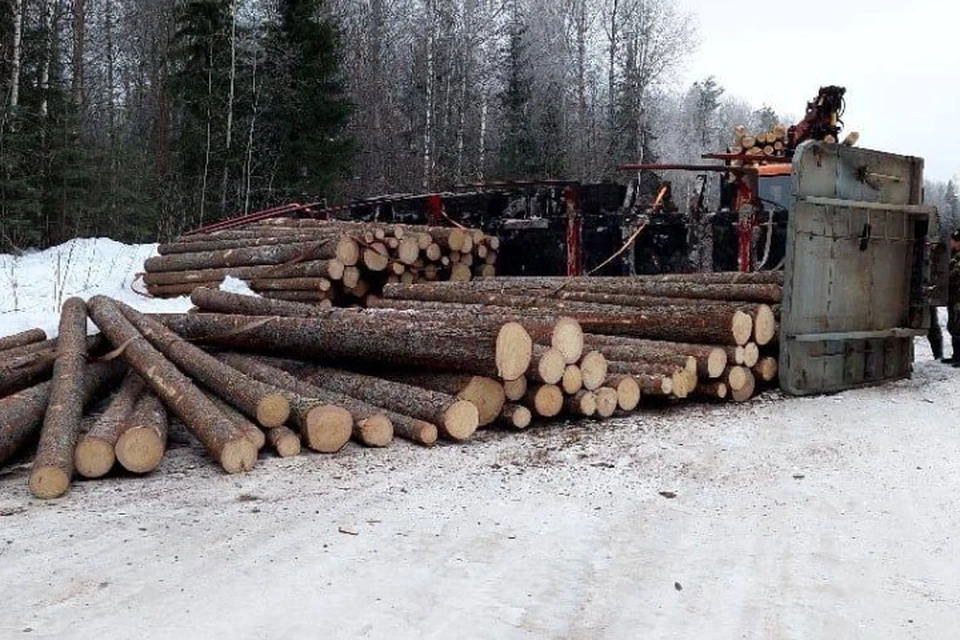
(780, 142), (937, 395)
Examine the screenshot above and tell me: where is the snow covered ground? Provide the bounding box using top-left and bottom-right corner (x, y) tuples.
(1, 241), (959, 640)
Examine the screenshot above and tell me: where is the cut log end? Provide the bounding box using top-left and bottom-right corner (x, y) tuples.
(74, 437), (116, 479)
(496, 322), (533, 382)
(501, 404), (532, 429)
(29, 467), (71, 500)
(753, 305), (777, 346)
(268, 425), (302, 457)
(336, 237), (361, 266)
(708, 348), (728, 378)
(458, 377), (506, 427)
(116, 427), (165, 474)
(609, 375), (641, 412)
(219, 439), (258, 474)
(743, 343), (761, 368)
(595, 388), (619, 418)
(256, 394), (292, 429)
(727, 366), (750, 392)
(565, 390), (597, 417)
(580, 351), (608, 391)
(356, 415), (394, 448)
(503, 376), (528, 402)
(528, 385), (563, 418)
(561, 365), (583, 395)
(537, 347), (567, 385)
(304, 405), (353, 453)
(442, 400), (480, 442)
(732, 310), (753, 346)
(552, 317), (585, 364)
(731, 370), (757, 402)
(754, 357), (779, 383)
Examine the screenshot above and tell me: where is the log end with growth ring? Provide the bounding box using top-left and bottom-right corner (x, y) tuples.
(552, 317), (585, 364)
(732, 310), (754, 346)
(442, 400), (480, 442)
(610, 375), (641, 412)
(671, 371), (690, 399)
(357, 415), (394, 448)
(743, 343), (760, 368)
(708, 349), (728, 378)
(74, 437), (116, 479)
(458, 377), (506, 427)
(336, 237), (361, 266)
(304, 405), (353, 453)
(594, 388), (619, 419)
(496, 323), (533, 382)
(683, 355), (698, 375)
(256, 394), (292, 429)
(580, 351), (608, 391)
(219, 439), (259, 474)
(731, 370), (757, 403)
(502, 404), (532, 429)
(537, 348), (567, 385)
(268, 426), (302, 457)
(116, 427), (165, 474)
(528, 385), (563, 418)
(561, 365), (583, 395)
(566, 390), (597, 417)
(503, 376), (528, 402)
(753, 305), (777, 346)
(754, 357), (778, 383)
(29, 467), (71, 500)
(727, 366), (750, 392)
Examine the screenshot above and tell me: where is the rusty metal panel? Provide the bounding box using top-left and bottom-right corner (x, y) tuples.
(780, 142), (938, 395)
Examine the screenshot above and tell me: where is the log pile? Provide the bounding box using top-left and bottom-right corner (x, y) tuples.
(0, 270), (783, 497)
(141, 218), (500, 305)
(730, 123), (790, 161)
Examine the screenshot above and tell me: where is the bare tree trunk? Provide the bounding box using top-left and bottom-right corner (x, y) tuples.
(39, 0), (54, 119)
(200, 37), (214, 225)
(71, 0), (86, 106)
(243, 44), (259, 215)
(221, 0), (237, 213)
(422, 0), (436, 191)
(10, 0), (24, 112)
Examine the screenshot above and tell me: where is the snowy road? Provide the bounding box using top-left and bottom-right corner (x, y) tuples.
(2, 356), (958, 640)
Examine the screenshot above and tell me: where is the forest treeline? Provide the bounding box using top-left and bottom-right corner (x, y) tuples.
(0, 0), (956, 250)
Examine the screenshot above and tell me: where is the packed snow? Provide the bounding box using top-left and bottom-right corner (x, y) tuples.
(2, 239), (959, 639)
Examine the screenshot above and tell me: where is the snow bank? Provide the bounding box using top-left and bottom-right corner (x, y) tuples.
(0, 238), (194, 339)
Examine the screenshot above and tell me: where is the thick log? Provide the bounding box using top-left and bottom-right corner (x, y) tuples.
(205, 393), (266, 450)
(190, 287), (328, 318)
(362, 243), (390, 272)
(730, 370), (757, 403)
(530, 345), (566, 385)
(565, 390), (597, 417)
(116, 391), (169, 474)
(144, 241), (338, 274)
(579, 351), (608, 391)
(726, 366), (751, 392)
(374, 372), (505, 428)
(594, 388), (619, 418)
(525, 384), (563, 418)
(561, 365), (583, 395)
(153, 312), (533, 382)
(0, 328), (47, 353)
(582, 334), (727, 379)
(0, 361), (125, 471)
(218, 354), (394, 449)
(607, 374), (641, 412)
(86, 296), (257, 474)
(0, 334), (106, 398)
(29, 298), (90, 499)
(501, 403), (532, 429)
(142, 260), (342, 287)
(259, 291), (332, 304)
(298, 366), (478, 442)
(266, 425), (302, 457)
(74, 373), (145, 479)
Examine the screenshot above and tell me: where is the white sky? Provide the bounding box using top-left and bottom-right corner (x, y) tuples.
(676, 0), (960, 181)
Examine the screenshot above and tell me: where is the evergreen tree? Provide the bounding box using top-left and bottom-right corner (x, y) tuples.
(498, 0), (536, 179)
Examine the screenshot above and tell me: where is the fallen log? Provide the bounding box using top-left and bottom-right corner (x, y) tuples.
(373, 372), (505, 428)
(205, 393), (266, 450)
(141, 259), (343, 287)
(249, 277), (332, 292)
(86, 296), (257, 474)
(530, 346), (567, 385)
(607, 361), (690, 398)
(753, 357), (779, 383)
(582, 334), (727, 379)
(0, 335), (106, 398)
(694, 381), (728, 400)
(0, 328), (47, 353)
(607, 375), (641, 412)
(565, 390), (597, 417)
(74, 373), (145, 479)
(116, 391), (169, 474)
(298, 366), (479, 442)
(29, 298), (90, 499)
(266, 425), (302, 458)
(503, 377), (528, 402)
(501, 403), (533, 429)
(152, 312), (533, 382)
(561, 365), (583, 395)
(144, 241), (338, 274)
(190, 287), (328, 318)
(0, 361), (125, 472)
(730, 369), (757, 403)
(594, 388), (619, 418)
(525, 384), (563, 418)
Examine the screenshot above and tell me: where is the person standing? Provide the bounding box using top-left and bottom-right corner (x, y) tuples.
(942, 230), (960, 364)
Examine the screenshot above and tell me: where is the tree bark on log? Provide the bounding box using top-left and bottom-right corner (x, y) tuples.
(266, 425), (301, 457)
(142, 260), (341, 287)
(582, 333), (727, 379)
(607, 361), (690, 398)
(0, 335), (106, 399)
(152, 311), (533, 382)
(753, 357), (779, 383)
(565, 390), (597, 417)
(373, 371), (505, 428)
(295, 365), (478, 442)
(144, 241), (338, 274)
(116, 303), (296, 428)
(0, 328), (47, 353)
(190, 287), (329, 318)
(249, 277), (331, 292)
(205, 392), (265, 450)
(218, 354), (395, 448)
(116, 391), (169, 474)
(0, 361), (125, 471)
(29, 298), (90, 499)
(86, 296), (257, 474)
(694, 381), (728, 400)
(74, 372), (145, 479)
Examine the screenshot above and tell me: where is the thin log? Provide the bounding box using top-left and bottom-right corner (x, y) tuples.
(579, 351), (608, 391)
(74, 373), (145, 479)
(374, 372), (504, 428)
(530, 345), (566, 385)
(607, 361), (689, 398)
(561, 365), (583, 395)
(0, 361), (125, 471)
(29, 298), (89, 499)
(86, 296), (257, 474)
(694, 381), (728, 401)
(249, 277), (331, 292)
(190, 287), (328, 318)
(266, 425), (302, 457)
(116, 391), (169, 474)
(501, 403), (532, 429)
(205, 392), (266, 450)
(142, 260), (342, 287)
(0, 328), (47, 353)
(565, 390), (597, 417)
(144, 241), (338, 273)
(503, 377), (528, 402)
(594, 388), (619, 418)
(525, 384), (563, 418)
(607, 374), (641, 412)
(0, 335), (106, 398)
(582, 334), (727, 379)
(753, 357), (779, 383)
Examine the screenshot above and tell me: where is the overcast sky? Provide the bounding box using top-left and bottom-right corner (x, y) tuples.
(675, 0), (959, 181)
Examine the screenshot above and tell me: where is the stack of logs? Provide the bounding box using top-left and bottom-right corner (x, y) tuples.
(141, 218), (500, 305)
(729, 124), (790, 161)
(0, 270), (783, 499)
